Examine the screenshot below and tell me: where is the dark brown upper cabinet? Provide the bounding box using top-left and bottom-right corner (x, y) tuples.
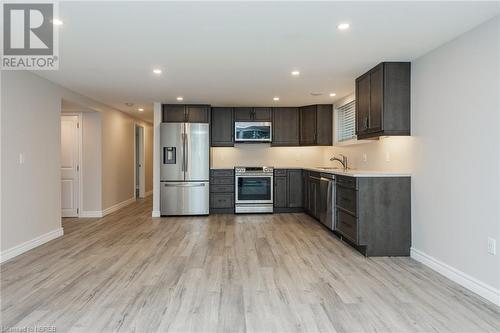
(162, 104), (210, 123)
(162, 104), (185, 122)
(234, 107), (272, 122)
(299, 104), (333, 146)
(187, 105), (210, 123)
(272, 107), (299, 146)
(210, 107), (234, 147)
(253, 107), (272, 121)
(234, 107), (253, 121)
(355, 62), (410, 139)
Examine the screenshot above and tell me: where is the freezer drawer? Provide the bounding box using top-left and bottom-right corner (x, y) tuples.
(160, 181), (209, 215)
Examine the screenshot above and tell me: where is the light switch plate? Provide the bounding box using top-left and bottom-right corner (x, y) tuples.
(488, 237), (496, 255)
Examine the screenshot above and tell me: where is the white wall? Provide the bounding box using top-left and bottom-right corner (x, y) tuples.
(410, 17), (500, 293)
(82, 112), (102, 212)
(1, 70), (153, 259)
(100, 109), (136, 209)
(152, 103), (161, 217)
(1, 71), (63, 253)
(100, 110), (153, 210)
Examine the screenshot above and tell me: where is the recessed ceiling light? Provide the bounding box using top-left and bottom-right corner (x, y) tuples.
(291, 70), (300, 76)
(273, 97), (280, 101)
(337, 23), (350, 30)
(52, 19), (63, 26)
(153, 69), (162, 75)
(138, 108), (144, 112)
(177, 97), (184, 101)
(329, 93), (336, 97)
(125, 102), (134, 107)
(310, 92), (323, 96)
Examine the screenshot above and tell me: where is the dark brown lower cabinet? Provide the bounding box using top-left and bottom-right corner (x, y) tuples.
(210, 169), (234, 214)
(274, 176), (287, 208)
(287, 170), (303, 207)
(334, 175), (411, 256)
(273, 169), (304, 213)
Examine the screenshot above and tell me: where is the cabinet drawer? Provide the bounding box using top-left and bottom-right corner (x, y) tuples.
(274, 169), (287, 177)
(210, 193), (234, 208)
(336, 175), (357, 189)
(210, 169), (234, 177)
(336, 186), (357, 215)
(210, 176), (234, 185)
(210, 184), (234, 193)
(336, 209), (358, 243)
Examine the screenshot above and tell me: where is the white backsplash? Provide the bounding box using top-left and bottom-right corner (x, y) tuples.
(211, 144), (328, 168)
(323, 136), (415, 173)
(211, 137), (414, 172)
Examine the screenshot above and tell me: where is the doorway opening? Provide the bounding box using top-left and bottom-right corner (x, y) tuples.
(135, 124), (146, 198)
(60, 114), (82, 217)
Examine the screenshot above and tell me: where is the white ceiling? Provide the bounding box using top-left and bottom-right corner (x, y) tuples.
(36, 1), (500, 121)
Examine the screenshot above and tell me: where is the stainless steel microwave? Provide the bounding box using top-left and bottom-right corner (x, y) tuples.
(234, 122), (272, 142)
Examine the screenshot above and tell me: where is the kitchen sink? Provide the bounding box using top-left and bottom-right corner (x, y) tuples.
(316, 167), (340, 170)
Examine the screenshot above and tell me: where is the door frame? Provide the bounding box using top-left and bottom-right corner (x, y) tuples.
(134, 124), (146, 198)
(61, 113), (83, 217)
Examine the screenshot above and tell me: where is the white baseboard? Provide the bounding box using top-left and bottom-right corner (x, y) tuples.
(152, 210), (161, 217)
(411, 247), (500, 306)
(79, 210), (103, 218)
(145, 190), (153, 197)
(102, 197), (135, 216)
(1, 228), (64, 264)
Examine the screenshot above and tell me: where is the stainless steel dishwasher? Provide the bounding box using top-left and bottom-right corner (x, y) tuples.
(319, 173), (335, 230)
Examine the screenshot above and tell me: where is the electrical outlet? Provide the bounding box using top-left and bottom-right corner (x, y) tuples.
(385, 152), (391, 162)
(19, 153), (25, 165)
(488, 238), (496, 255)
(362, 153), (367, 162)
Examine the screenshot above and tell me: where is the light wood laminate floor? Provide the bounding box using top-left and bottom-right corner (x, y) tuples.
(1, 197), (499, 333)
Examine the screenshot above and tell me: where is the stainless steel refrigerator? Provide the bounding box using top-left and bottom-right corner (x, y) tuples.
(160, 123), (209, 215)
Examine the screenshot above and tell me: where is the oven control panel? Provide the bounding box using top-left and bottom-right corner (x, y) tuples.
(235, 166), (274, 175)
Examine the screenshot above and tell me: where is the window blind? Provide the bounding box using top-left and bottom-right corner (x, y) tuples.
(336, 100), (356, 142)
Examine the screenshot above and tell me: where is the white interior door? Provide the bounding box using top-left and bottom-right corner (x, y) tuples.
(61, 115), (80, 217)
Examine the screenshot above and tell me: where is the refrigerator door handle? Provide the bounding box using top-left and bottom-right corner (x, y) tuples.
(181, 132), (186, 172)
(163, 183), (206, 187)
(185, 133), (189, 174)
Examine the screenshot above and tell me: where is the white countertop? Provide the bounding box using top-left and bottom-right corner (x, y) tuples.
(300, 167), (411, 178)
(210, 166), (411, 177)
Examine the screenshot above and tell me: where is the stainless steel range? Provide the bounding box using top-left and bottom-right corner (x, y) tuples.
(235, 166), (274, 213)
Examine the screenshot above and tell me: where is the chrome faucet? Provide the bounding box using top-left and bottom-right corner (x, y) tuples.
(330, 154), (348, 170)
